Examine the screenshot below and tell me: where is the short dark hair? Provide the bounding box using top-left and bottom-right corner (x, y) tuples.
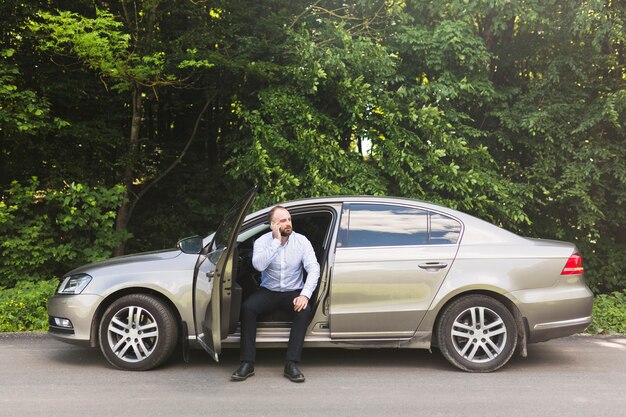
(268, 205), (288, 223)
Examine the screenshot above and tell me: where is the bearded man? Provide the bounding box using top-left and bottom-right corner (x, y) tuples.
(231, 206), (320, 383)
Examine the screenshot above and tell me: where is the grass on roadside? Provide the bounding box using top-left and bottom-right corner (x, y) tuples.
(587, 291), (626, 334)
(0, 279), (58, 332)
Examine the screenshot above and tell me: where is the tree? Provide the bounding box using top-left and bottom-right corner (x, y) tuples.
(484, 0), (626, 291)
(1, 0), (623, 292)
(227, 1), (532, 226)
(30, 3), (188, 254)
(26, 0), (228, 255)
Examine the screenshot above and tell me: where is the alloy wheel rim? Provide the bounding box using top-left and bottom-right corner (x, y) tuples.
(106, 306), (159, 363)
(450, 306), (507, 363)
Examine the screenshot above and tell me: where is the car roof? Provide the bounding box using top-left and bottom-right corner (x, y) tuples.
(275, 195), (453, 212)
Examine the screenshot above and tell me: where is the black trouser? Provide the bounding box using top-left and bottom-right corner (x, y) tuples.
(239, 288), (313, 363)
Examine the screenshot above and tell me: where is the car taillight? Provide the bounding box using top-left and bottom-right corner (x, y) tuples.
(561, 253), (584, 275)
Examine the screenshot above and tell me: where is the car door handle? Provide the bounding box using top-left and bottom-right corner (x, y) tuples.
(418, 262), (448, 270)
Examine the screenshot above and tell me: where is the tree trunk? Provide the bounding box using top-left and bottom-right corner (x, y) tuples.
(114, 84), (143, 256)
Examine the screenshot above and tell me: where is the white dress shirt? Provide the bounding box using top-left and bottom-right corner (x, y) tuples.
(252, 231), (320, 299)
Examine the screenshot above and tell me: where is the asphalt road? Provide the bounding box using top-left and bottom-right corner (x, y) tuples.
(1, 333), (625, 417)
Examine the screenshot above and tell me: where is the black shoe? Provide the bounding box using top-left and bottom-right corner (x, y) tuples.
(231, 362), (255, 381)
(284, 362), (305, 383)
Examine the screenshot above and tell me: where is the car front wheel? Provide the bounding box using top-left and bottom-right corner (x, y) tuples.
(436, 294), (517, 372)
(99, 294), (178, 371)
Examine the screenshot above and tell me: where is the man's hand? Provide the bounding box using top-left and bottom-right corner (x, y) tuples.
(271, 222), (281, 240)
(293, 295), (309, 312)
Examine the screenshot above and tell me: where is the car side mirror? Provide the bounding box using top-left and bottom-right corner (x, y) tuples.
(177, 236), (204, 254)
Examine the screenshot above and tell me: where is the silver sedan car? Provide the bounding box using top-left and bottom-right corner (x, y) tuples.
(48, 187), (593, 372)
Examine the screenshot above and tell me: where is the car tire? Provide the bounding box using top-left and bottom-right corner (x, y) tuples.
(436, 294), (517, 373)
(99, 294), (178, 371)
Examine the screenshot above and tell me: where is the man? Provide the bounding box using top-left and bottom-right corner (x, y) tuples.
(231, 206), (320, 383)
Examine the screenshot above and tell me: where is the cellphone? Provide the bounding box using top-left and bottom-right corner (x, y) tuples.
(271, 222), (276, 227)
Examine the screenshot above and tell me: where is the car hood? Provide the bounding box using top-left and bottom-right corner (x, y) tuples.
(65, 248), (183, 276)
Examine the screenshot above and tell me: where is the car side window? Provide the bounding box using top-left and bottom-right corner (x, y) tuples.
(430, 212), (461, 244)
(338, 204), (462, 248)
(342, 204), (429, 247)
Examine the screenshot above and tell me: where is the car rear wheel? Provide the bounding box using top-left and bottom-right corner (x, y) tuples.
(436, 294), (517, 372)
(99, 294), (178, 371)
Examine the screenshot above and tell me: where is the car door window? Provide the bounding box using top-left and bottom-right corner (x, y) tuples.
(430, 212), (461, 244)
(342, 204), (429, 247)
(338, 204), (462, 247)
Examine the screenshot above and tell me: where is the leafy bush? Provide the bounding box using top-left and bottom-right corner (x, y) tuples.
(587, 291), (626, 334)
(582, 241), (626, 294)
(0, 177), (130, 288)
(0, 279), (58, 332)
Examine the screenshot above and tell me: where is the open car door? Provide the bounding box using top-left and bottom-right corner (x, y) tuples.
(192, 186), (257, 362)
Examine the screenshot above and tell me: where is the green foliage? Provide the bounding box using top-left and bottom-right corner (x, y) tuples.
(0, 48), (66, 134)
(0, 279), (58, 332)
(0, 178), (130, 287)
(488, 0), (626, 290)
(227, 5), (532, 228)
(582, 240), (626, 294)
(0, 0), (624, 295)
(29, 9), (175, 92)
(588, 291), (626, 335)
(227, 22), (394, 207)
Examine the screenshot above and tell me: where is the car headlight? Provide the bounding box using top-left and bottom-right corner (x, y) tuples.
(57, 274), (92, 294)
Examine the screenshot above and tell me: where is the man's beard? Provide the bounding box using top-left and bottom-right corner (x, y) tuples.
(280, 227), (292, 236)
